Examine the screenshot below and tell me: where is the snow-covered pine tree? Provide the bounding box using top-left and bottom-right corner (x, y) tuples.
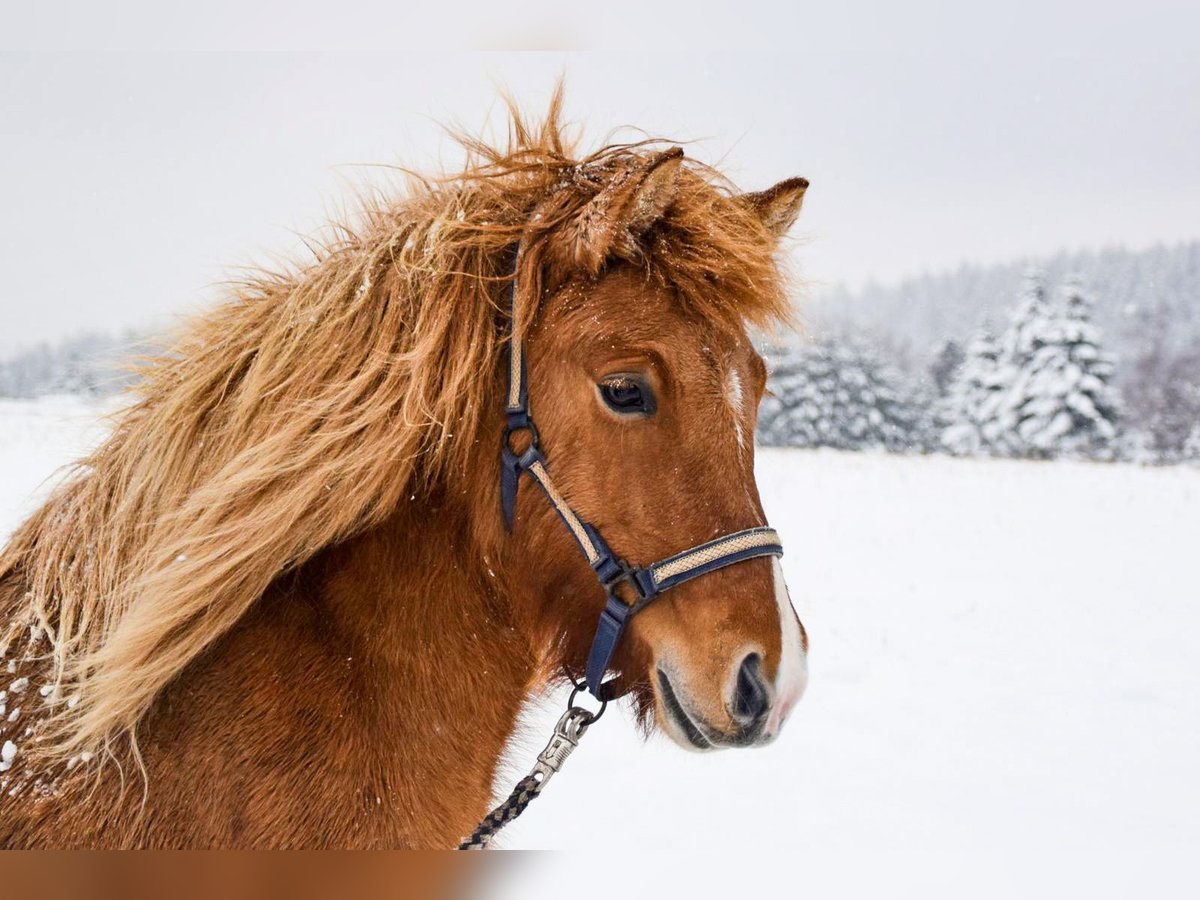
(0, 331), (145, 398)
(939, 326), (1002, 455)
(757, 334), (921, 452)
(907, 376), (942, 454)
(999, 276), (1120, 459)
(1116, 429), (1160, 466)
(926, 336), (964, 396)
(1182, 423), (1200, 466)
(929, 338), (965, 396)
(986, 270), (1053, 455)
(755, 339), (796, 441)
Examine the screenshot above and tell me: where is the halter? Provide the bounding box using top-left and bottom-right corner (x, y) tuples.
(497, 243), (784, 700)
(460, 240), (787, 849)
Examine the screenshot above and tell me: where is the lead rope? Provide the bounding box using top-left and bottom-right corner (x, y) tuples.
(458, 687), (606, 850)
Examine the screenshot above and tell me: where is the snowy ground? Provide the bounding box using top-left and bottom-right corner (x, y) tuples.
(0, 397), (121, 523)
(2, 399), (1198, 894)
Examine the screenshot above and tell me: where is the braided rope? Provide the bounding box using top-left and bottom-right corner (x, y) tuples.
(459, 702), (600, 850)
(458, 775), (544, 850)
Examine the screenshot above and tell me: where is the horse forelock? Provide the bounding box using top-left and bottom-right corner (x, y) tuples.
(0, 89), (795, 762)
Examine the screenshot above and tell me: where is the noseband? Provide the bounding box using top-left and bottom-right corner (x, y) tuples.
(497, 245), (784, 700)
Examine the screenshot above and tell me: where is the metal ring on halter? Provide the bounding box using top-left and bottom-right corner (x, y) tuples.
(568, 679), (608, 723)
(503, 419), (540, 454)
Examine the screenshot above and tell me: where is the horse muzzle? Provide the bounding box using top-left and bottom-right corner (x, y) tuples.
(654, 649), (804, 750)
(651, 560), (808, 750)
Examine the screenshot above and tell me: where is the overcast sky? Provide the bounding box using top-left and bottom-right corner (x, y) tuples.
(2, 4), (1198, 354)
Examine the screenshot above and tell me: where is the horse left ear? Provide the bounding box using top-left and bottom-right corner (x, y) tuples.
(740, 177), (809, 239)
(559, 147), (685, 274)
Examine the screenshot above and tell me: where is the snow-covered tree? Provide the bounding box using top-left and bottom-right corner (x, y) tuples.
(936, 272), (1122, 461)
(939, 326), (1002, 455)
(985, 271), (1053, 454)
(996, 276), (1120, 459)
(805, 242), (1200, 464)
(758, 335), (922, 452)
(0, 331), (144, 398)
(907, 377), (943, 454)
(1183, 424), (1200, 466)
(1116, 429), (1160, 466)
(928, 338), (965, 396)
(1127, 346), (1200, 462)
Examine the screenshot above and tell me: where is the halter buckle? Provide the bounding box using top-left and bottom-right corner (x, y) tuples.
(599, 560), (659, 617)
(600, 559), (647, 603)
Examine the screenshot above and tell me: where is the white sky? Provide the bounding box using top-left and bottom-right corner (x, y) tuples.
(2, 2), (1198, 354)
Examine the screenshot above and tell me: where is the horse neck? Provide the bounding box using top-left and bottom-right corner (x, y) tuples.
(306, 489), (540, 795)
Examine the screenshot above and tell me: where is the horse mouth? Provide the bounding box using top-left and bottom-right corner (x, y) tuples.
(655, 667), (772, 750)
(655, 668), (715, 750)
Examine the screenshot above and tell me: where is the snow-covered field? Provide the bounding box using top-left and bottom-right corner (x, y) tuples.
(0, 397), (121, 522)
(2, 399), (1198, 894)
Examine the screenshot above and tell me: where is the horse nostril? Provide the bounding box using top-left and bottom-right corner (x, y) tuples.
(732, 652), (770, 725)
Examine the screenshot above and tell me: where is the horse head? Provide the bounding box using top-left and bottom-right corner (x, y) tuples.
(491, 148), (810, 748)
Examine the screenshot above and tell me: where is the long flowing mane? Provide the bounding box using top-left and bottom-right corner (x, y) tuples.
(0, 90), (792, 761)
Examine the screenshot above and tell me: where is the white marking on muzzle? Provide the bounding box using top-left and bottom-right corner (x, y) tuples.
(766, 557), (806, 736)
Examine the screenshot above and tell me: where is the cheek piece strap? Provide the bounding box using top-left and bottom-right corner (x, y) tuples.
(499, 246), (784, 701)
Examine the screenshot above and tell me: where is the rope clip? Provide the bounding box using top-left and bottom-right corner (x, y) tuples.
(530, 706), (593, 785)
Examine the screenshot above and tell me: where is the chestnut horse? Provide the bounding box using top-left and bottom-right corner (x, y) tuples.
(0, 98), (809, 848)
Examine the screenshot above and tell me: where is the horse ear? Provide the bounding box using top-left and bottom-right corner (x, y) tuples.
(740, 177), (809, 239)
(561, 147), (685, 274)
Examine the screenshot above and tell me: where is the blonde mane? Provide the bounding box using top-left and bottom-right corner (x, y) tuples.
(0, 91), (791, 760)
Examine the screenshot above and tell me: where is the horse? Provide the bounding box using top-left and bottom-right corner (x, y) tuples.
(0, 94), (810, 848)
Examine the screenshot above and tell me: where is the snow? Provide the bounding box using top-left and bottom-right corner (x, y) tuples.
(0, 739), (15, 771)
(484, 450), (1200, 896)
(2, 399), (1199, 891)
(0, 396), (119, 525)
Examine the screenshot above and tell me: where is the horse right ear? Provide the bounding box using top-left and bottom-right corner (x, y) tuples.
(740, 177), (809, 239)
(554, 147), (685, 275)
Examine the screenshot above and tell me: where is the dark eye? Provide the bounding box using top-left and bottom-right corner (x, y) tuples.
(599, 375), (656, 416)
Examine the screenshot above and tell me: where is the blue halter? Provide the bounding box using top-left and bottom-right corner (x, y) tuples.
(499, 247), (783, 700)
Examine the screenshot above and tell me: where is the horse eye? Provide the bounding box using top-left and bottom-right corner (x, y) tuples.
(599, 375), (656, 416)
